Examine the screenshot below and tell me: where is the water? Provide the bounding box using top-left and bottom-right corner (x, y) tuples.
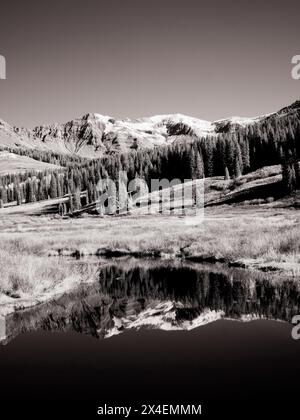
(1, 259), (300, 418)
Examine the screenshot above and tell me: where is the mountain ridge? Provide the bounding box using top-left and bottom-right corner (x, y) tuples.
(0, 100), (299, 158)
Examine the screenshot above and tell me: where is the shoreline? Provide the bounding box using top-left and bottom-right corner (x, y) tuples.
(1, 205), (299, 317)
(49, 245), (300, 278)
(1, 252), (299, 319)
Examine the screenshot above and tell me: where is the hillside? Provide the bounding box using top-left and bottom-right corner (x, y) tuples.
(0, 151), (61, 175)
(1, 100), (299, 158)
(2, 164), (297, 216)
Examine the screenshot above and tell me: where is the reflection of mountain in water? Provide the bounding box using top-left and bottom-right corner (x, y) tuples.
(1, 259), (300, 344)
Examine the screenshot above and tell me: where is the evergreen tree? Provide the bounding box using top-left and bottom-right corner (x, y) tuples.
(282, 151), (297, 194)
(49, 174), (58, 199)
(0, 186), (7, 204)
(25, 179), (34, 203)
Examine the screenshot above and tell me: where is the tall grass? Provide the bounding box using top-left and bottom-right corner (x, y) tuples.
(0, 206), (299, 298)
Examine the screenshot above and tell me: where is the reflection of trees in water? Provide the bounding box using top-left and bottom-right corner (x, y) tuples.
(99, 264), (300, 322)
(3, 262), (300, 344)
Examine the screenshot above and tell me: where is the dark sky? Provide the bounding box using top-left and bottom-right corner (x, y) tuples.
(0, 0), (299, 127)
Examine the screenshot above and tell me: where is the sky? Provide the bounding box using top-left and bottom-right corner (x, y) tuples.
(0, 0), (299, 127)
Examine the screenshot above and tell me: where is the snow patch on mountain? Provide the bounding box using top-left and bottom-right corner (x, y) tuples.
(103, 301), (225, 339)
(0, 100), (299, 158)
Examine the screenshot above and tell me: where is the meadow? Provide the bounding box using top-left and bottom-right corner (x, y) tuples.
(0, 203), (299, 315)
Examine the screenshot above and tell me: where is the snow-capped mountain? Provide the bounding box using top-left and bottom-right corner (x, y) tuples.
(104, 302), (225, 339)
(27, 113), (217, 157)
(0, 101), (299, 158)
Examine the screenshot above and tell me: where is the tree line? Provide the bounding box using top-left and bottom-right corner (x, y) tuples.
(0, 110), (299, 207)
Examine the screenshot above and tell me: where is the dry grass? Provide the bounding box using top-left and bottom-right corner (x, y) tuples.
(0, 205), (299, 301)
(0, 248), (101, 301)
(0, 250), (73, 295)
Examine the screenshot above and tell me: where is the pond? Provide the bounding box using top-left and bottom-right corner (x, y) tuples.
(1, 259), (300, 418)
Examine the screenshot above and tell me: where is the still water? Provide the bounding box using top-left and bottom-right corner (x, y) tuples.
(1, 259), (300, 418)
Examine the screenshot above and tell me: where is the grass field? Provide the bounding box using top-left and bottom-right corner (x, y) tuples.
(0, 204), (299, 314)
(0, 163), (299, 315)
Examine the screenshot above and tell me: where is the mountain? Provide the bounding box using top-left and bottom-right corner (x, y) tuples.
(0, 119), (36, 150)
(2, 259), (299, 345)
(0, 101), (299, 158)
(21, 113), (218, 157)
